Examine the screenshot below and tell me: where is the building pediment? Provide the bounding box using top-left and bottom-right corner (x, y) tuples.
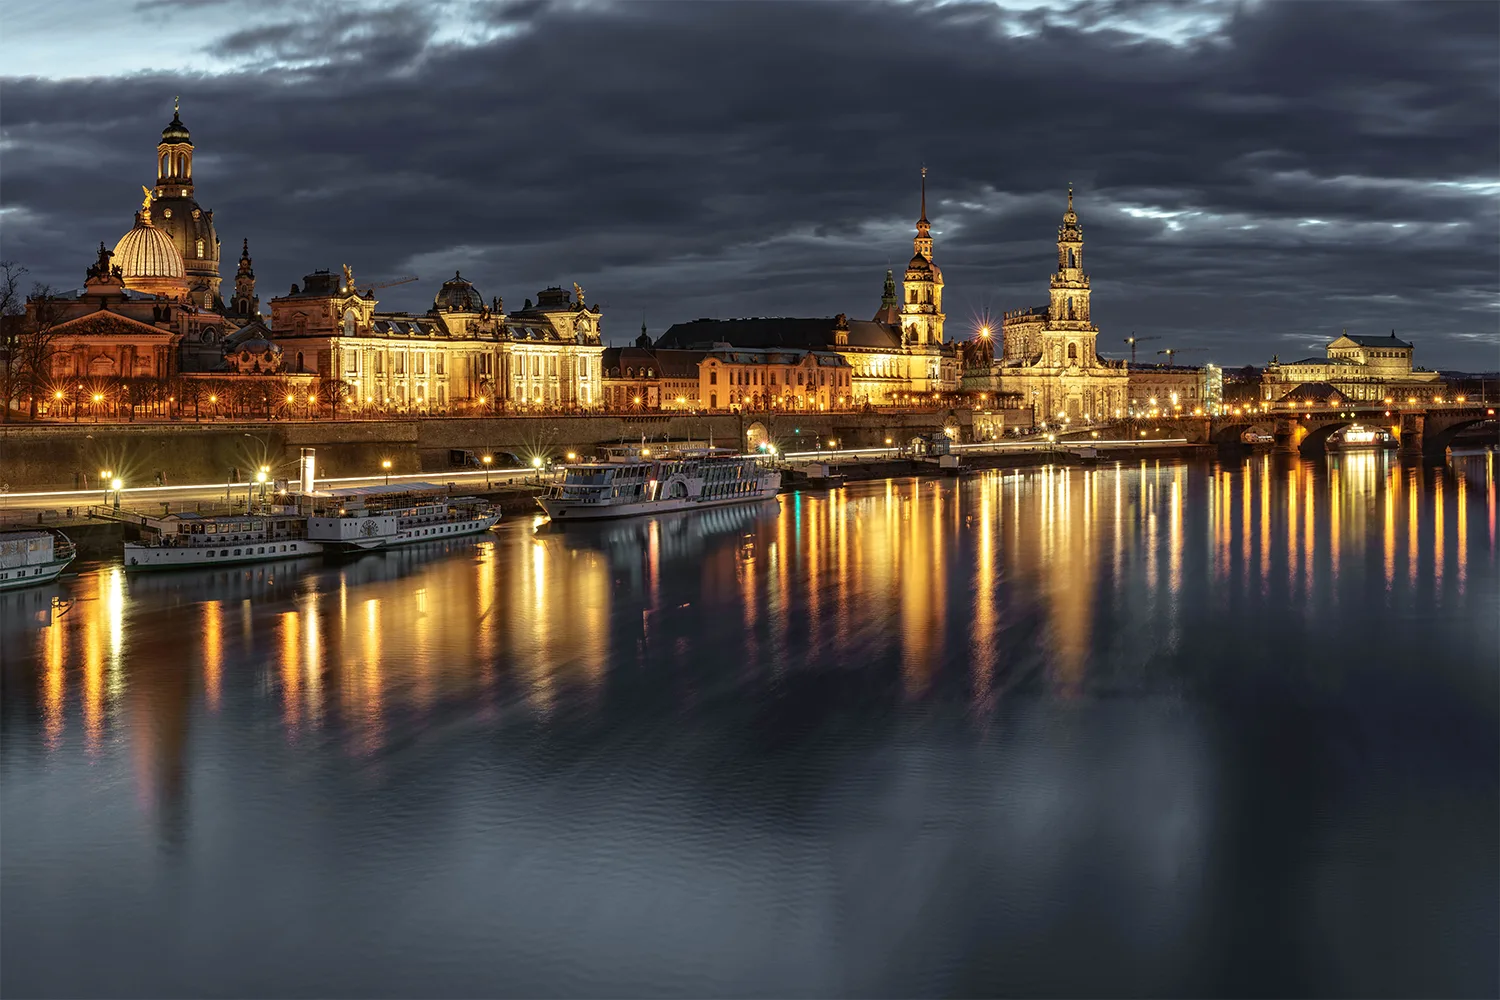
(53, 311), (171, 340)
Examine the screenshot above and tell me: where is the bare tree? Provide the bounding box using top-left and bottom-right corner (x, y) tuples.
(1, 279), (66, 422)
(318, 376), (353, 420)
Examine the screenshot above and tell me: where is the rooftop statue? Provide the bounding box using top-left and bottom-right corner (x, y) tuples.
(573, 283), (585, 309)
(140, 185), (154, 212)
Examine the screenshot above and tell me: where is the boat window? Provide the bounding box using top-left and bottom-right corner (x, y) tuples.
(234, 549), (242, 556)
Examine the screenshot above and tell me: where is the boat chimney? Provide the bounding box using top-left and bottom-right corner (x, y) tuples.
(299, 448), (316, 494)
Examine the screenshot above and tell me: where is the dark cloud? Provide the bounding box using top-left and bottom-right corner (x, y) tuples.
(2, 0), (1497, 367)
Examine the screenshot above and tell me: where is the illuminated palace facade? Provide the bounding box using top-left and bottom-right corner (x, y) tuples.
(268, 273), (604, 412)
(962, 189), (1129, 422)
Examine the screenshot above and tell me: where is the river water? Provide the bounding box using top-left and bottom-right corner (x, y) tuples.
(2, 453), (1496, 998)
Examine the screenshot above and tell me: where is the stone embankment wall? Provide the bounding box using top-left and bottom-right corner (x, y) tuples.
(0, 410), (989, 490)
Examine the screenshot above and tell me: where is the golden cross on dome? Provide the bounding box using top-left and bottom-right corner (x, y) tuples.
(174, 95), (180, 116)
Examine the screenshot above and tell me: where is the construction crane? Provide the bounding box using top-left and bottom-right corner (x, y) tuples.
(1124, 334), (1160, 364)
(360, 275), (418, 294)
(1156, 347), (1206, 368)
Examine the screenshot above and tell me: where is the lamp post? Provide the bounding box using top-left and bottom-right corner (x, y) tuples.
(382, 459), (392, 486)
(482, 454), (492, 487)
(99, 469), (112, 504)
(92, 393), (103, 423)
(255, 469), (268, 511)
(111, 476), (123, 511)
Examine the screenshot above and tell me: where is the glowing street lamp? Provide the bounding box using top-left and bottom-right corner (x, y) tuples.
(481, 454), (492, 486)
(382, 459), (392, 485)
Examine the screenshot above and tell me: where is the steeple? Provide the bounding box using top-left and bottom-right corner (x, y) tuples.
(901, 167), (944, 345)
(232, 238), (258, 319)
(873, 268), (900, 325)
(914, 166), (933, 259)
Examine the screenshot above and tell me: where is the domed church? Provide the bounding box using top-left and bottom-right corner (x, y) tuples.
(140, 101), (222, 309)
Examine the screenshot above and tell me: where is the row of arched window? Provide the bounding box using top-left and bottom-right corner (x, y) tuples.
(159, 152), (191, 180)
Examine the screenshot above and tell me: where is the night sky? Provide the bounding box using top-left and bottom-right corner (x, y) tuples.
(3, 0), (1497, 369)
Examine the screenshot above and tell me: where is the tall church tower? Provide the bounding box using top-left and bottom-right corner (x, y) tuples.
(150, 100), (222, 308)
(1040, 185), (1098, 368)
(901, 167), (945, 346)
(1048, 186), (1090, 327)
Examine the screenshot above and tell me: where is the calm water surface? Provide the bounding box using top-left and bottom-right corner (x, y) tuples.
(2, 453), (1496, 998)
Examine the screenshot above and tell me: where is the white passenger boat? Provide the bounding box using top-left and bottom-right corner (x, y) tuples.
(124, 512), (322, 571)
(306, 483), (500, 553)
(537, 449), (781, 521)
(0, 530), (77, 590)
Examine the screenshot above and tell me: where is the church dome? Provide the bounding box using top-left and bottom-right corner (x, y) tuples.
(433, 271), (485, 313)
(161, 111), (192, 145)
(114, 209), (187, 299)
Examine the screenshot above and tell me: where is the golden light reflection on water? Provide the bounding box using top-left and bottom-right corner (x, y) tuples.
(12, 453), (1497, 789)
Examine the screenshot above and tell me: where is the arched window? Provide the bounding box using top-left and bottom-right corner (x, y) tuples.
(1068, 249), (1076, 268)
(179, 153), (188, 178)
(908, 290), (916, 303)
(296, 352), (305, 371)
(195, 239), (204, 258)
(1067, 343), (1078, 362)
(160, 153), (169, 178)
(343, 310), (357, 337)
(1067, 298), (1075, 319)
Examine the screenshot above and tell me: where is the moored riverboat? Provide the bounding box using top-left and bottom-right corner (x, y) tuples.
(537, 449), (780, 521)
(306, 483), (501, 553)
(0, 530), (77, 590)
(124, 513), (322, 571)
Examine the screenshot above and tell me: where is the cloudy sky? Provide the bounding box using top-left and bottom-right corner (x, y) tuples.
(2, 0), (1497, 368)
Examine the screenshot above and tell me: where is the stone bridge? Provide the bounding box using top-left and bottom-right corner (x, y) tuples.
(1064, 404), (1496, 461)
(1209, 404), (1496, 460)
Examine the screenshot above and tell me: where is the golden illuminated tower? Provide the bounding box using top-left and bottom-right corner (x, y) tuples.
(901, 167), (945, 346)
(1048, 185), (1090, 328)
(150, 99), (221, 308)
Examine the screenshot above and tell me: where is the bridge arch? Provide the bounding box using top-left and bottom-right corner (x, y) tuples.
(1210, 421), (1275, 446)
(1424, 415), (1498, 459)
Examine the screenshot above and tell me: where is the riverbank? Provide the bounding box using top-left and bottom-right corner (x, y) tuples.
(0, 410), (980, 491)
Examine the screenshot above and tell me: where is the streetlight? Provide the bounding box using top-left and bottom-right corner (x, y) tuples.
(482, 454), (492, 486)
(382, 459), (392, 485)
(110, 476), (123, 510)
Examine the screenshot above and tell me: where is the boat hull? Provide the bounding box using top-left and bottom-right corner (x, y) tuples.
(537, 490), (780, 522)
(124, 538), (324, 572)
(324, 513), (502, 553)
(0, 554), (75, 591)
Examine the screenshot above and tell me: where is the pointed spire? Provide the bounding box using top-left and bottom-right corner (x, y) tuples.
(174, 95), (180, 116)
(1067, 183), (1073, 213)
(919, 165), (928, 224)
(240, 238), (250, 261)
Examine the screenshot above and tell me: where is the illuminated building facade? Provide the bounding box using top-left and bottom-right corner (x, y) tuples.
(601, 340), (705, 410)
(965, 188), (1128, 423)
(652, 172), (958, 405)
(269, 271), (604, 412)
(1261, 331), (1442, 402)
